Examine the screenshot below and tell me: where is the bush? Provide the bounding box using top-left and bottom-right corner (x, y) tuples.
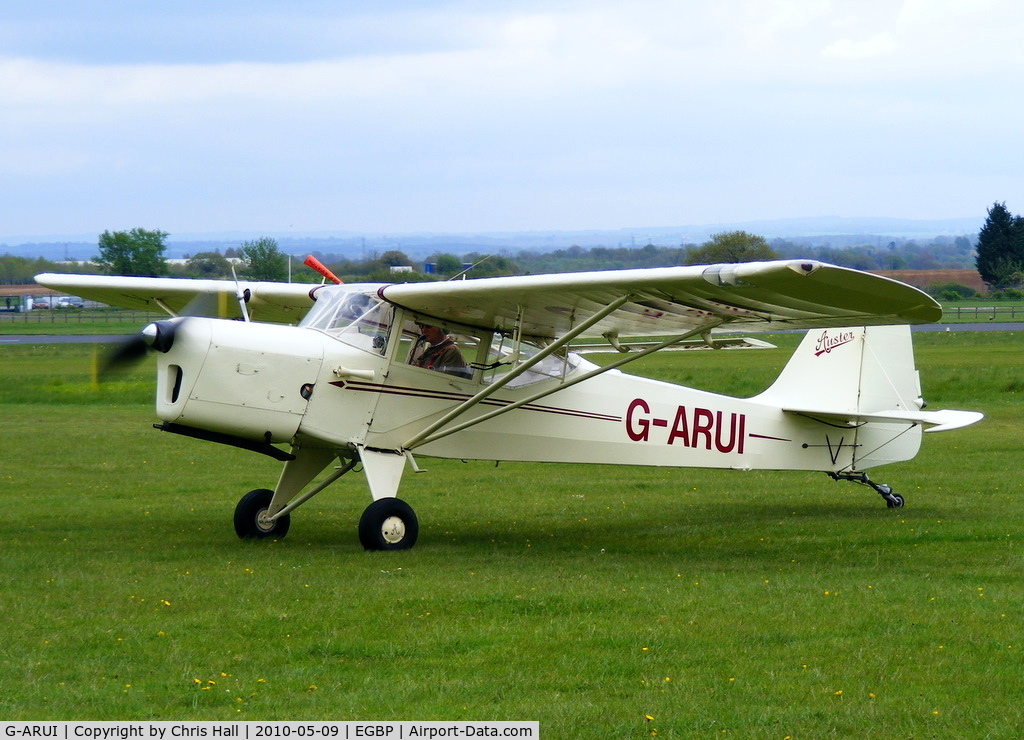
(929, 282), (976, 300)
(991, 288), (1024, 300)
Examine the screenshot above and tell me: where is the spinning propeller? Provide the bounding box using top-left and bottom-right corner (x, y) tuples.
(99, 289), (234, 379)
(100, 255), (338, 379)
(100, 319), (182, 377)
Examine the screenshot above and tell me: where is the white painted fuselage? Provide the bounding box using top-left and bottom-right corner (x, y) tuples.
(151, 314), (925, 478)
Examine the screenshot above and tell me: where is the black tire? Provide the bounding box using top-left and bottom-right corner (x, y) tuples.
(234, 488), (291, 539)
(886, 493), (905, 509)
(358, 498), (419, 551)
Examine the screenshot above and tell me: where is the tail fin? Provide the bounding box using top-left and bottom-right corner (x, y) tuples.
(754, 325), (981, 471)
(756, 325), (923, 418)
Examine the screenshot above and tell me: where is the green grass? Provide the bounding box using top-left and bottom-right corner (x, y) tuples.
(938, 300), (1024, 323)
(1, 334), (1023, 736)
(0, 310), (165, 335)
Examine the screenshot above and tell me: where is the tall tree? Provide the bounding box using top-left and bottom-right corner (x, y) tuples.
(975, 202), (1024, 287)
(379, 250), (412, 267)
(239, 237), (288, 281)
(186, 251), (233, 278)
(684, 231), (777, 265)
(95, 228), (168, 276)
(428, 253), (463, 276)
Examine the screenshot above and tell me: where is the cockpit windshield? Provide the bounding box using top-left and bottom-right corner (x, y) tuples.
(299, 285), (393, 355)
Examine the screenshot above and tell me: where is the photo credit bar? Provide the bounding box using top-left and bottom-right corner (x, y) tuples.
(1, 723), (538, 740)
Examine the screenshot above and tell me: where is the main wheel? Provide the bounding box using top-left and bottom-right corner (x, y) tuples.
(358, 498), (419, 551)
(234, 488), (291, 539)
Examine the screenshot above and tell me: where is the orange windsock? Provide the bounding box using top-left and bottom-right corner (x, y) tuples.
(303, 255), (342, 284)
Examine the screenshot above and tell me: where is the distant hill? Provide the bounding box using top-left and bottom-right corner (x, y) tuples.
(1, 216), (982, 261)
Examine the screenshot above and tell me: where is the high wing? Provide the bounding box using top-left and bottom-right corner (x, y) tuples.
(571, 336), (777, 353)
(380, 259), (941, 339)
(34, 273), (320, 324)
(37, 259), (940, 335)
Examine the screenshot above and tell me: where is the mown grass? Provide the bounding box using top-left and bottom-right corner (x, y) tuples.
(0, 310), (165, 335)
(1, 332), (1023, 736)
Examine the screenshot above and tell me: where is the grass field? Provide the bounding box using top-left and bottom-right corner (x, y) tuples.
(0, 310), (165, 335)
(1, 331), (1022, 736)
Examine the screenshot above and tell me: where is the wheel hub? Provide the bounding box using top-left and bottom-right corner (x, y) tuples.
(256, 509), (276, 532)
(381, 516), (406, 544)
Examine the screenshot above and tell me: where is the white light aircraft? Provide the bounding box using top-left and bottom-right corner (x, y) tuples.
(36, 259), (982, 550)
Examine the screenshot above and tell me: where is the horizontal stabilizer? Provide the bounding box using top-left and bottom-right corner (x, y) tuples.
(783, 406), (984, 433)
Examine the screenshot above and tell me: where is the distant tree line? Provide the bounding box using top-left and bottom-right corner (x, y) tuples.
(495, 232), (974, 275)
(772, 235), (975, 272)
(2, 222), (987, 288)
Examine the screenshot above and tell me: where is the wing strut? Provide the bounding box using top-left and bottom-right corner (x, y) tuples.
(153, 298), (178, 317)
(402, 295), (632, 449)
(405, 315), (727, 450)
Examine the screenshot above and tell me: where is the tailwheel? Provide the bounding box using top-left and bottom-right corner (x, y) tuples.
(882, 489), (905, 508)
(359, 498), (419, 551)
(234, 488), (291, 539)
(828, 472), (905, 508)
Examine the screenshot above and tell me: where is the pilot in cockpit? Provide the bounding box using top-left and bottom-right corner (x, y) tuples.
(411, 323), (472, 379)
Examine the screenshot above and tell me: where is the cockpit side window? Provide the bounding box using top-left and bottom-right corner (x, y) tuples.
(396, 315), (481, 380)
(481, 334), (579, 388)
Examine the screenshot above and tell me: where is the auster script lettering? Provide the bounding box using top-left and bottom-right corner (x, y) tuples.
(814, 329), (856, 356)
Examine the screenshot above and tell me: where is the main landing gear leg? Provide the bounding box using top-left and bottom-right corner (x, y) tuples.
(828, 472), (905, 508)
(357, 447), (418, 551)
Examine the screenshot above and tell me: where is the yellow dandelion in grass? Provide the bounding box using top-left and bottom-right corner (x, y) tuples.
(834, 690), (843, 696)
(192, 678), (202, 685)
(307, 685), (318, 692)
(645, 716), (654, 722)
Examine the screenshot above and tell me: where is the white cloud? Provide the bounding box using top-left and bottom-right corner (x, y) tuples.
(822, 32), (898, 60)
(3, 0), (1024, 236)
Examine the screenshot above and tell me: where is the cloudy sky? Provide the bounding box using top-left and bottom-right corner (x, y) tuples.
(2, 0), (1022, 241)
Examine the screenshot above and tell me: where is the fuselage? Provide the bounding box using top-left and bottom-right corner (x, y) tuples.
(150, 285), (922, 475)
